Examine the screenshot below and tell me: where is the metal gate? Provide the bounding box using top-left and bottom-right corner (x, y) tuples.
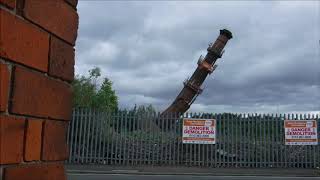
(67, 108), (320, 168)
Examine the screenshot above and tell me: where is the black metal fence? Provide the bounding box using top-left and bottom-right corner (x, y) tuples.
(67, 108), (320, 168)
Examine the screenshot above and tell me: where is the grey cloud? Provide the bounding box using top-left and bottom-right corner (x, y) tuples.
(75, 1), (320, 113)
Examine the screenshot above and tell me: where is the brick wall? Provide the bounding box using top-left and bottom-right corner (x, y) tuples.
(0, 0), (78, 179)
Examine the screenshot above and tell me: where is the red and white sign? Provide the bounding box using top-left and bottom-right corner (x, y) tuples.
(284, 120), (318, 145)
(182, 118), (216, 144)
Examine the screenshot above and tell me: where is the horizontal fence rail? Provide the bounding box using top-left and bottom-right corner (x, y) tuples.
(67, 108), (320, 168)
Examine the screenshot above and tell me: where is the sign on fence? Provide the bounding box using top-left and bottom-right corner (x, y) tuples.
(182, 118), (216, 144)
(284, 120), (318, 145)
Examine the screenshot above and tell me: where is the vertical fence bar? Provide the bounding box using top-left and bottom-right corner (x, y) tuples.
(287, 113), (290, 168)
(127, 112), (132, 166)
(151, 112), (155, 166)
(121, 111), (125, 165)
(264, 113), (267, 167)
(300, 113), (304, 168)
(212, 113), (215, 167)
(68, 109), (76, 163)
(201, 113), (204, 167)
(110, 111), (115, 165)
(269, 113), (272, 167)
(254, 114), (257, 167)
(228, 113), (231, 168)
(84, 109), (91, 163)
(159, 113), (163, 165)
(117, 111), (122, 165)
(89, 109), (95, 163)
(75, 108), (81, 163)
(97, 110), (103, 163)
(189, 112), (192, 166)
(115, 111), (120, 165)
(93, 109), (99, 163)
(240, 113), (243, 168)
(274, 114), (278, 167)
(66, 111), (71, 146)
(198, 113), (201, 167)
(284, 114), (288, 168)
(289, 113), (292, 167)
(247, 113), (250, 167)
(205, 114), (210, 167)
(279, 113), (283, 168)
(263, 114), (266, 167)
(256, 113), (263, 168)
(123, 112), (127, 166)
(271, 114), (279, 167)
(149, 112), (153, 166)
(133, 112), (137, 166)
(173, 112), (176, 166)
(219, 113), (223, 167)
(266, 113), (269, 167)
(101, 111), (107, 165)
(81, 109), (88, 163)
(236, 113), (240, 168)
(136, 111), (140, 165)
(250, 113), (254, 168)
(246, 113), (249, 167)
(275, 114), (278, 167)
(316, 114), (318, 168)
(176, 112), (180, 166)
(106, 111), (112, 165)
(230, 113), (234, 167)
(181, 113), (185, 166)
(72, 108), (79, 163)
(141, 112), (146, 166)
(241, 113), (245, 167)
(94, 110), (101, 163)
(77, 108), (84, 163)
(167, 112), (170, 166)
(254, 113), (257, 167)
(277, 113), (281, 168)
(92, 110), (98, 163)
(312, 114), (316, 168)
(74, 108), (83, 163)
(222, 113), (226, 167)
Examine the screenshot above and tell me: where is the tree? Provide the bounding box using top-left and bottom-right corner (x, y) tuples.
(72, 67), (118, 111)
(96, 78), (118, 112)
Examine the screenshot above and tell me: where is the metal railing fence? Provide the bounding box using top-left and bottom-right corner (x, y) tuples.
(67, 108), (320, 168)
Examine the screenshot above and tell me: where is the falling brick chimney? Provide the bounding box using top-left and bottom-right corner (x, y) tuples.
(161, 29), (233, 116)
(0, 0), (78, 179)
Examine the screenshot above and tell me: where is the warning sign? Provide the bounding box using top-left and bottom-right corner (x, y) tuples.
(284, 120), (318, 145)
(182, 118), (216, 144)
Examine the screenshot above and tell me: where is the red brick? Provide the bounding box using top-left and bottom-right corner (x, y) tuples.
(24, 118), (43, 161)
(0, 0), (15, 9)
(0, 115), (25, 164)
(65, 0), (78, 8)
(4, 163), (66, 180)
(49, 36), (75, 82)
(0, 62), (10, 112)
(11, 66), (72, 120)
(0, 9), (49, 72)
(42, 120), (69, 161)
(24, 0), (79, 45)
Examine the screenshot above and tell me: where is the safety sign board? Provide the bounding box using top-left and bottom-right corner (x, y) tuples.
(182, 118), (216, 144)
(284, 120), (318, 145)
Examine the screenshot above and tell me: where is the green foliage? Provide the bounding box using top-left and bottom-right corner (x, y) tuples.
(72, 67), (118, 111)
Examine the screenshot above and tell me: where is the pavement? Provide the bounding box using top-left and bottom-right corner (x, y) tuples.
(66, 165), (320, 177)
(67, 174), (320, 180)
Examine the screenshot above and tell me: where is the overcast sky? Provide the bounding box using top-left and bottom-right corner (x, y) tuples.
(75, 1), (320, 114)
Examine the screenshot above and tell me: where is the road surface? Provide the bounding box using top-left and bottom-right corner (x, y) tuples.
(68, 174), (320, 180)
